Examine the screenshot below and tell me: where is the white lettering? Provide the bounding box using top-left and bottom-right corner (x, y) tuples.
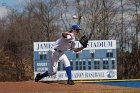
(37, 63), (48, 66)
(37, 67), (48, 71)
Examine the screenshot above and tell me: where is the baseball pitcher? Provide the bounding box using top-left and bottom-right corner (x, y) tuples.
(35, 25), (88, 85)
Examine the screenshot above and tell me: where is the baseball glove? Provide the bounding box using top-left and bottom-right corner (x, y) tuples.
(79, 35), (88, 48)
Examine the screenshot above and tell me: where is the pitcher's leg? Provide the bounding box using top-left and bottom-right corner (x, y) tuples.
(35, 50), (58, 82)
(65, 66), (72, 80)
(35, 71), (49, 82)
(60, 54), (75, 85)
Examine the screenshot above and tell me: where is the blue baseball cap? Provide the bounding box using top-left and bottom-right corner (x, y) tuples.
(71, 25), (82, 30)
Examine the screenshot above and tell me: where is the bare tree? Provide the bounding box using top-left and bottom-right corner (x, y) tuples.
(76, 0), (117, 40)
(127, 0), (140, 78)
(25, 0), (61, 41)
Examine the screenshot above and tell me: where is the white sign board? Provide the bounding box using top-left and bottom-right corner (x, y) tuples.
(34, 40), (117, 81)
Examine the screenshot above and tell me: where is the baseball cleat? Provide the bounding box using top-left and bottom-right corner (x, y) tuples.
(35, 73), (42, 82)
(67, 80), (75, 85)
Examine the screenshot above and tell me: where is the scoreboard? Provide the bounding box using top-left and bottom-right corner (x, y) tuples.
(34, 40), (117, 81)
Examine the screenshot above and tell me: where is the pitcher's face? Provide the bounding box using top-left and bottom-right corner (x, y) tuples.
(73, 30), (79, 35)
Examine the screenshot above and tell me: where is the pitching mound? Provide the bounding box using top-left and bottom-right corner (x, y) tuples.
(0, 81), (139, 93)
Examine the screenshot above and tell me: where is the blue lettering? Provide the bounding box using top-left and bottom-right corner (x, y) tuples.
(72, 73), (84, 78)
(44, 43), (48, 49)
(37, 43), (40, 50)
(85, 72), (105, 78)
(89, 41), (113, 48)
(37, 43), (54, 50)
(40, 44), (44, 49)
(93, 42), (97, 47)
(108, 41), (112, 47)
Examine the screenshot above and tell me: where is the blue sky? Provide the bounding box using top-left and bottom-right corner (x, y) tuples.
(0, 0), (30, 8)
(0, 0), (27, 18)
(0, 0), (18, 8)
(0, 0), (29, 9)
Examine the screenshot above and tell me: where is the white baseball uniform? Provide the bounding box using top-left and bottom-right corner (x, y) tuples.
(48, 33), (76, 76)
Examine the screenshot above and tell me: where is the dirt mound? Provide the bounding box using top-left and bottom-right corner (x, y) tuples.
(0, 81), (139, 93)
